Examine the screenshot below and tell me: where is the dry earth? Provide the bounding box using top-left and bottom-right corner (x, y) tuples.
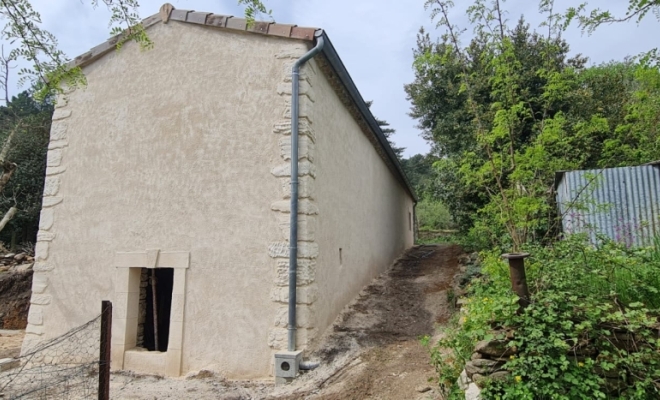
(0, 330), (24, 359)
(0, 244), (462, 399)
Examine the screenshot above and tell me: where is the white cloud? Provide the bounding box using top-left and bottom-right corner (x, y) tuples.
(2, 0), (658, 157)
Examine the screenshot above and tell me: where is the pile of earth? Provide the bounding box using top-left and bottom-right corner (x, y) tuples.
(0, 251), (35, 329)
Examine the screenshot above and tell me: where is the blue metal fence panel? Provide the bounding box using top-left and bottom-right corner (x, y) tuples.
(556, 165), (660, 247)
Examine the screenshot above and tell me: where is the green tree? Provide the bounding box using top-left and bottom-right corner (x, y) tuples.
(366, 100), (405, 159)
(410, 0), (660, 250)
(567, 0), (660, 33)
(0, 91), (52, 244)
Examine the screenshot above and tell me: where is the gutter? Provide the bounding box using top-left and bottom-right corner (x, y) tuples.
(288, 31), (325, 352)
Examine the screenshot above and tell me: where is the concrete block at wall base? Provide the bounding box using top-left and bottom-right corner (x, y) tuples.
(274, 350), (302, 382)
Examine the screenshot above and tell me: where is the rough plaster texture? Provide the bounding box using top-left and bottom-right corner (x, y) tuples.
(23, 19), (414, 379)
(22, 21), (293, 379)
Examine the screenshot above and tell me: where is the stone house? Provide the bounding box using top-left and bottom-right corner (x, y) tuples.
(23, 4), (416, 379)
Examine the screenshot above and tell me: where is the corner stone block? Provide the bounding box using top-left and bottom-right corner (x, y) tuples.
(271, 199), (319, 215)
(268, 327), (317, 350)
(275, 44), (309, 60)
(54, 94), (68, 108)
(271, 160), (316, 178)
(39, 209), (54, 230)
(31, 273), (49, 294)
(37, 231), (56, 242)
(30, 295), (52, 305)
(283, 97), (312, 119)
(268, 241), (319, 259)
(34, 241), (49, 261)
(277, 214), (316, 241)
(279, 136), (315, 162)
(52, 109), (71, 121)
(25, 324), (45, 335)
(27, 307), (43, 325)
(270, 284), (318, 305)
(33, 262), (54, 272)
(46, 149), (63, 167)
(280, 176), (316, 200)
(32, 282), (48, 294)
(50, 122), (68, 141)
(282, 61), (315, 81)
(277, 81), (315, 102)
(43, 177), (61, 197)
(46, 166), (67, 176)
(273, 120), (316, 142)
(48, 140), (68, 150)
(274, 304), (316, 328)
(42, 197), (63, 208)
(275, 259), (316, 287)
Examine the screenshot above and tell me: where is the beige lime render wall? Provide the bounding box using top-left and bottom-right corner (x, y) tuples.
(24, 18), (414, 379)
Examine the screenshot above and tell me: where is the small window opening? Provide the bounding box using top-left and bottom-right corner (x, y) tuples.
(339, 248), (343, 265)
(137, 268), (174, 352)
(409, 212), (412, 231)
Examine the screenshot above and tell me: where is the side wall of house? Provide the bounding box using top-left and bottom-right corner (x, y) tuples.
(305, 58), (416, 342)
(22, 21), (312, 378)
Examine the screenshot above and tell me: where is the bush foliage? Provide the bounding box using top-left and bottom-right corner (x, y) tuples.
(429, 235), (660, 399)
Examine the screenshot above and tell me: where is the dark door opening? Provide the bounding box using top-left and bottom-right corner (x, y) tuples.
(139, 268), (173, 352)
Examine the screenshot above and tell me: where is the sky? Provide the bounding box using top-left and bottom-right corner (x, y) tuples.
(3, 0), (659, 157)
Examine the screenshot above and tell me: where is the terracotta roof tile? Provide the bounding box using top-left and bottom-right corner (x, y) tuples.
(249, 21), (272, 34)
(187, 12), (212, 25)
(205, 14), (229, 28)
(225, 17), (248, 31)
(290, 27), (316, 41)
(169, 9), (191, 22)
(267, 24), (295, 38)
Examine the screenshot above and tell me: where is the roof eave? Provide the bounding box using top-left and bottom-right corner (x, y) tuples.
(316, 31), (417, 202)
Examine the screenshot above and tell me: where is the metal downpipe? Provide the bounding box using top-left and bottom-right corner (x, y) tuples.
(288, 32), (325, 352)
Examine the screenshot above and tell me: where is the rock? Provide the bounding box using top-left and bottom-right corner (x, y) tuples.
(465, 382), (481, 400)
(14, 263), (33, 273)
(26, 256), (34, 262)
(415, 385), (431, 393)
(470, 352), (483, 360)
(471, 358), (501, 368)
(457, 369), (471, 391)
(3, 253), (15, 259)
(474, 340), (516, 357)
(0, 266), (8, 273)
(465, 359), (503, 376)
(13, 253), (26, 262)
(472, 371), (510, 386)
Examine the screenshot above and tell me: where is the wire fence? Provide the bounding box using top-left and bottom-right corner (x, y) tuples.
(0, 302), (110, 400)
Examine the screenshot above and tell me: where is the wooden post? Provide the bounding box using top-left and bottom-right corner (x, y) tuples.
(151, 269), (159, 351)
(99, 300), (112, 400)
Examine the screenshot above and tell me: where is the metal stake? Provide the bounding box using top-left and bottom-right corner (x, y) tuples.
(502, 253), (531, 310)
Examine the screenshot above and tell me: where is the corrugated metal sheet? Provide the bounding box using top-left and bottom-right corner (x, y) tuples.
(555, 165), (660, 247)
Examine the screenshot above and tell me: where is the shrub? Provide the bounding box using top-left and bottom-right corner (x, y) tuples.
(429, 235), (660, 399)
(417, 198), (454, 231)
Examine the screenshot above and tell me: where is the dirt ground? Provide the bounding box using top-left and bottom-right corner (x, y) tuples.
(108, 244), (462, 400)
(0, 329), (24, 359)
(0, 269), (33, 329)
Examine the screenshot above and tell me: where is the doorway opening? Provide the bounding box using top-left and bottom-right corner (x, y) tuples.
(137, 268), (173, 352)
